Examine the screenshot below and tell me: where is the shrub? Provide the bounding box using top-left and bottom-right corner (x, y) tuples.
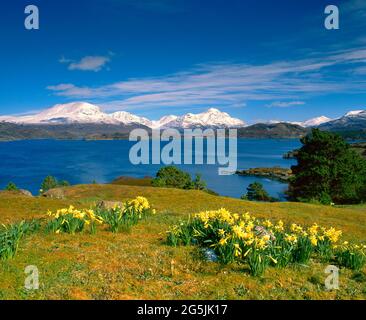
(241, 182), (276, 202)
(5, 182), (18, 191)
(152, 166), (209, 192)
(152, 166), (192, 189)
(40, 176), (70, 193)
(191, 174), (207, 191)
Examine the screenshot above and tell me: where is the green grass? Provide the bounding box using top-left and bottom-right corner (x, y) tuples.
(0, 185), (365, 300)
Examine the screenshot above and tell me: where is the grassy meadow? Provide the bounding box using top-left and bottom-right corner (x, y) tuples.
(0, 183), (365, 300)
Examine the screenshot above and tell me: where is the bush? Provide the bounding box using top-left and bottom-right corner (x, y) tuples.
(40, 176), (70, 193)
(288, 129), (366, 204)
(152, 166), (192, 189)
(191, 174), (207, 191)
(5, 182), (18, 191)
(152, 167), (209, 192)
(241, 182), (277, 202)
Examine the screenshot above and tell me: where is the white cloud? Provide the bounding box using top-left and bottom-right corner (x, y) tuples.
(48, 47), (366, 111)
(268, 101), (305, 108)
(60, 55), (111, 72)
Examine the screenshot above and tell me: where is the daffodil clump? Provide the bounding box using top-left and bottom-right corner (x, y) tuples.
(96, 196), (156, 233)
(166, 209), (364, 276)
(46, 206), (103, 234)
(335, 242), (366, 271)
(0, 220), (40, 260)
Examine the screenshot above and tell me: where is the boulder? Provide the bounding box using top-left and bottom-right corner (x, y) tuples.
(96, 200), (124, 210)
(18, 189), (33, 197)
(42, 188), (65, 199)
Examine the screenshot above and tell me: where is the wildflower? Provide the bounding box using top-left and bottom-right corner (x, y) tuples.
(285, 234), (298, 244)
(218, 229), (226, 237)
(274, 220), (284, 232)
(290, 224), (303, 234)
(263, 220), (273, 228)
(219, 237), (228, 246)
(309, 235), (318, 246)
(308, 223), (319, 235)
(234, 243), (242, 257)
(232, 225), (245, 239)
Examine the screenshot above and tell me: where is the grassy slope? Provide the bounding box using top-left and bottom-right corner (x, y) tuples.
(0, 185), (365, 300)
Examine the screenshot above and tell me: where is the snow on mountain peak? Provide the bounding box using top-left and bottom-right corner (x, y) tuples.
(173, 108), (245, 128)
(301, 116), (332, 127)
(31, 102), (116, 124)
(0, 104), (246, 128)
(345, 110), (365, 117)
(110, 111), (152, 127)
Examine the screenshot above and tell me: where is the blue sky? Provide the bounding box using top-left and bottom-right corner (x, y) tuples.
(0, 0), (366, 123)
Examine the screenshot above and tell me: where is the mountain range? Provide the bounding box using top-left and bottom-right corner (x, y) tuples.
(0, 102), (365, 140)
(0, 102), (245, 129)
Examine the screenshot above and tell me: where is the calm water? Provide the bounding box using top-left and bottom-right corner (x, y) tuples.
(0, 139), (301, 199)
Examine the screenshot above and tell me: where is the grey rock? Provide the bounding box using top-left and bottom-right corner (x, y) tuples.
(202, 248), (218, 262)
(96, 200), (124, 210)
(42, 188), (65, 199)
(18, 189), (33, 197)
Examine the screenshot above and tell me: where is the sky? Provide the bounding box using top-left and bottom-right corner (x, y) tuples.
(0, 0), (366, 123)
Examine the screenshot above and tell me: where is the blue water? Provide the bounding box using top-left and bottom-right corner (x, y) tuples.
(0, 139), (301, 199)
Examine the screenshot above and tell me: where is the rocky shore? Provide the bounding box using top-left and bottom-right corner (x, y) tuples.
(235, 167), (293, 182)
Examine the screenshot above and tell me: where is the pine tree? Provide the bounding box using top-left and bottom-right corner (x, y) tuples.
(288, 129), (366, 204)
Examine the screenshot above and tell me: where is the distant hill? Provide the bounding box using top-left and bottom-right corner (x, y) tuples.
(0, 122), (149, 141)
(0, 121), (310, 141)
(319, 110), (366, 131)
(237, 123), (308, 138)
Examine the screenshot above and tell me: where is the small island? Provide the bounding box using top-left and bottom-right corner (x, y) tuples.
(235, 166), (293, 182)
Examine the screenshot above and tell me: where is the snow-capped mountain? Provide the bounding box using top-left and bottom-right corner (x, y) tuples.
(1, 101), (364, 131)
(110, 111), (152, 127)
(151, 115), (179, 129)
(0, 103), (246, 128)
(155, 108), (245, 129)
(319, 109), (366, 131)
(265, 116), (331, 128)
(345, 110), (364, 117)
(0, 102), (116, 124)
(300, 116), (332, 127)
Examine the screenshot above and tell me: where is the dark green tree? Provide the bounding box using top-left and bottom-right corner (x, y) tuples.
(152, 166), (192, 189)
(288, 129), (366, 204)
(40, 176), (58, 192)
(40, 176), (70, 193)
(5, 182), (18, 191)
(242, 182), (274, 202)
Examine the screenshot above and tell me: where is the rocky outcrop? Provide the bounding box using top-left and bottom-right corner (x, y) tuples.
(42, 188), (65, 199)
(236, 167), (293, 182)
(18, 189), (33, 197)
(96, 200), (124, 210)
